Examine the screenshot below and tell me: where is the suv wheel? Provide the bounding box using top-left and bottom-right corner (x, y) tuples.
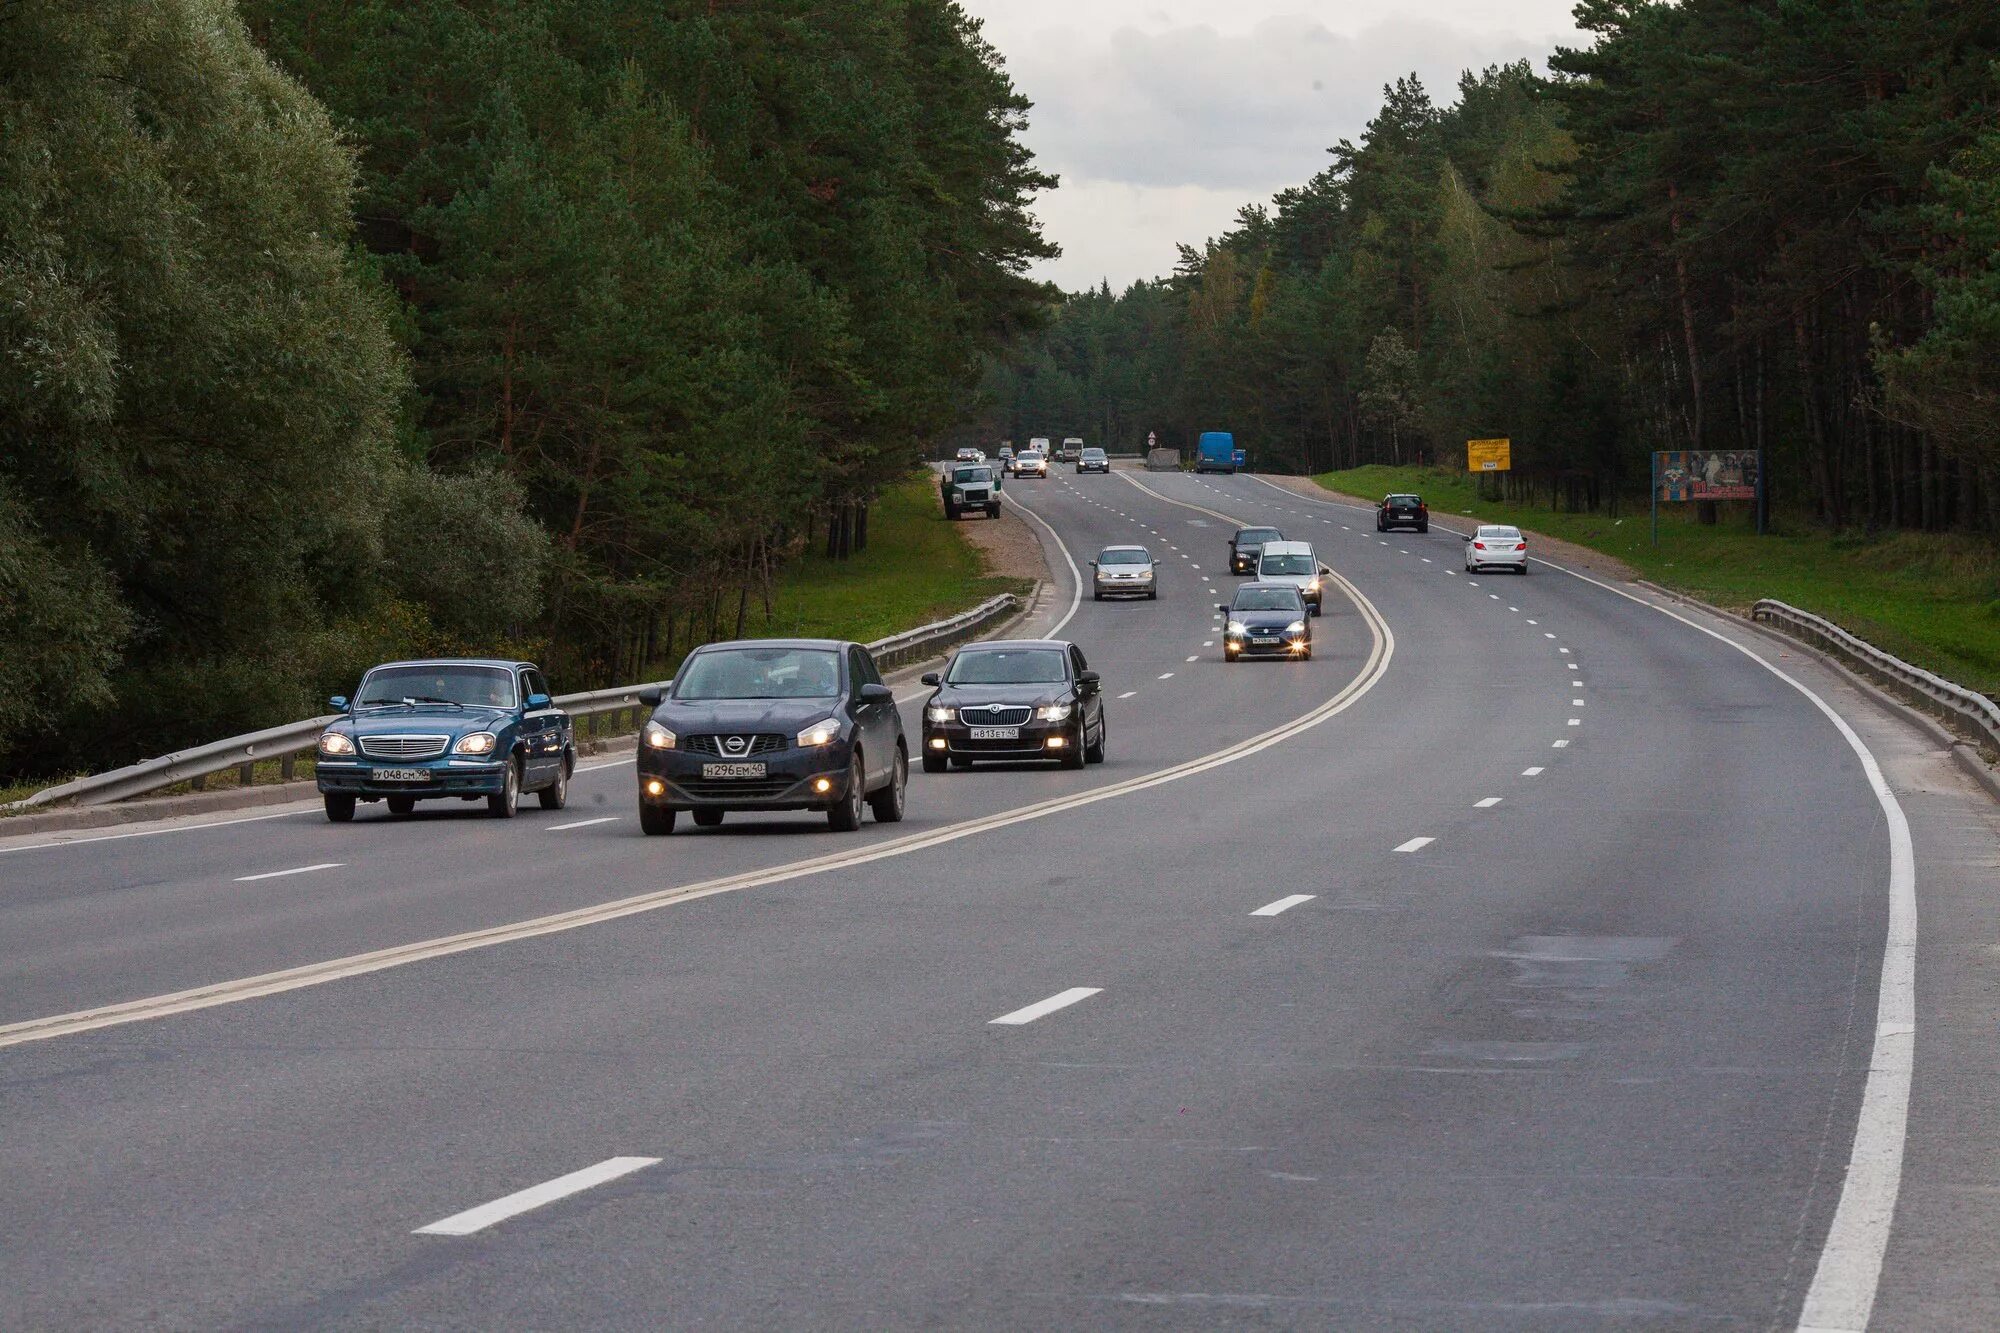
(640, 802), (676, 836)
(828, 753), (866, 831)
(869, 746), (907, 823)
(324, 793), (356, 823)
(922, 745), (946, 774)
(487, 757), (521, 818)
(537, 756), (571, 810)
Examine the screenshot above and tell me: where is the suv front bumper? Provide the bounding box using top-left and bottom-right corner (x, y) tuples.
(637, 744), (856, 811)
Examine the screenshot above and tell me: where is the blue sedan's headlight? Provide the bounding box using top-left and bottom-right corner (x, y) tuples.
(318, 730), (355, 756)
(454, 732), (499, 756)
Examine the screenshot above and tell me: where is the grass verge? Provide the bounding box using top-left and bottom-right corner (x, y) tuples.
(1315, 464), (2000, 696)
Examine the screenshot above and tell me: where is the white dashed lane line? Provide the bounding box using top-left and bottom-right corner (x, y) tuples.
(1117, 691), (1138, 700)
(1475, 797), (1503, 809)
(1158, 672), (1176, 680)
(233, 863), (343, 883)
(1522, 766), (1545, 776)
(990, 987), (1102, 1026)
(1553, 739), (1572, 748)
(1252, 894), (1316, 917)
(1394, 836), (1435, 853)
(547, 817), (620, 832)
(414, 1156), (661, 1237)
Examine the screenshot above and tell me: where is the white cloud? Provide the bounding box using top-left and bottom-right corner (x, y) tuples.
(962, 2), (1585, 290)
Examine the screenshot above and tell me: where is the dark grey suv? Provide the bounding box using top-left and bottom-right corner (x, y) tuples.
(636, 639), (906, 835)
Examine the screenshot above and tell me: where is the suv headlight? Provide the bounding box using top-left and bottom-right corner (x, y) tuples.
(318, 730), (355, 757)
(1305, 578), (1321, 592)
(643, 721), (677, 750)
(798, 719), (839, 748)
(925, 705), (954, 724)
(1037, 703), (1073, 722)
(454, 732), (498, 756)
(1226, 620), (1248, 635)
(1287, 620), (1307, 635)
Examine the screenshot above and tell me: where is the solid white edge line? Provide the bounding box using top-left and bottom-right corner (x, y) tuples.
(1004, 491), (1085, 638)
(1251, 894), (1316, 917)
(413, 1156), (661, 1236)
(989, 986), (1101, 1026)
(1, 807), (315, 857)
(232, 862), (343, 883)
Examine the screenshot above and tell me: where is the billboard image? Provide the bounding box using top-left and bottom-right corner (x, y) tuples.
(1655, 450), (1759, 502)
(1467, 438), (1512, 472)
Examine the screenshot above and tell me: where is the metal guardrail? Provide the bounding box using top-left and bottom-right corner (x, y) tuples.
(1751, 599), (2000, 756)
(4, 593), (1023, 813)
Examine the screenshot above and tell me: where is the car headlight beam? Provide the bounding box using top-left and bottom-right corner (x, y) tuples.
(797, 720), (839, 748)
(453, 731), (499, 756)
(643, 721), (677, 750)
(318, 731), (355, 757)
(1226, 620), (1248, 635)
(1037, 703), (1073, 722)
(925, 705), (954, 723)
(1287, 621), (1307, 635)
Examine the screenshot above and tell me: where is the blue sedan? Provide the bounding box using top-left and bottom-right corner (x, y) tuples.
(314, 659), (575, 822)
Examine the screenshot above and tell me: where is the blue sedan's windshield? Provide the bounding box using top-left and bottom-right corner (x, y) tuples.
(1234, 590), (1304, 613)
(676, 648), (842, 700)
(357, 665), (516, 709)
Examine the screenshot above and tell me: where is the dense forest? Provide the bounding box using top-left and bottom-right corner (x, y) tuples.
(0, 0), (1052, 781)
(974, 0), (2000, 534)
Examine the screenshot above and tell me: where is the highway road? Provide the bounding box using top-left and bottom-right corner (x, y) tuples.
(2, 465), (1996, 1329)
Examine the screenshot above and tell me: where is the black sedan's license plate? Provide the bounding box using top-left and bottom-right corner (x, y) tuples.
(372, 768), (430, 783)
(702, 762), (767, 780)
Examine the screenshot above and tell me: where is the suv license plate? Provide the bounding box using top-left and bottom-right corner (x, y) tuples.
(372, 768), (429, 783)
(702, 762), (767, 779)
(970, 727), (1020, 741)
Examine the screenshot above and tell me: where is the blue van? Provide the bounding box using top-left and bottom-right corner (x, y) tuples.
(1196, 431), (1238, 475)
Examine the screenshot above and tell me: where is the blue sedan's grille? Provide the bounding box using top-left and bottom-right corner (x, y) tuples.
(357, 735), (449, 760)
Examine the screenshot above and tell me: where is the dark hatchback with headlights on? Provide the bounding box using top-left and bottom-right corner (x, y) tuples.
(1218, 584), (1314, 661)
(635, 639), (906, 835)
(1228, 525), (1284, 575)
(919, 640), (1106, 772)
(315, 659), (574, 822)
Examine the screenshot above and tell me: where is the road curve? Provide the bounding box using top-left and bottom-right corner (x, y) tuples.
(0, 464), (1933, 1328)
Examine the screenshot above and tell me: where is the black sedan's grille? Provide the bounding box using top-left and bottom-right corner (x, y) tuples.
(683, 734), (788, 758)
(955, 705), (1033, 727)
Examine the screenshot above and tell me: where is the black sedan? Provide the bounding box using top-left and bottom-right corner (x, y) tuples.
(1228, 525), (1284, 575)
(1377, 493), (1429, 532)
(636, 639), (906, 834)
(1218, 584), (1313, 661)
(920, 640), (1106, 772)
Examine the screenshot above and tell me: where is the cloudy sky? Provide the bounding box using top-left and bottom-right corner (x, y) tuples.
(958, 0), (1586, 292)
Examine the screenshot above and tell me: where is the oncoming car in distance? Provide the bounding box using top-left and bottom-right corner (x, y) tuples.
(920, 640), (1105, 772)
(636, 640), (906, 835)
(1228, 525), (1283, 575)
(1464, 524), (1529, 574)
(1013, 448), (1049, 478)
(315, 659), (575, 822)
(1076, 447), (1110, 474)
(1255, 539), (1332, 616)
(1091, 544), (1157, 600)
(1377, 493), (1429, 532)
(1055, 438), (1084, 463)
(1218, 584), (1313, 661)
(954, 447), (984, 464)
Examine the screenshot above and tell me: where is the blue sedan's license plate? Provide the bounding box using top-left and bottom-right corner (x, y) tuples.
(702, 762), (767, 779)
(372, 768), (429, 783)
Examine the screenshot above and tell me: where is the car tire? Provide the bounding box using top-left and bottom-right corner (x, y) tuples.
(1310, 602), (1322, 617)
(986, 504), (1000, 519)
(1061, 728), (1086, 770)
(1518, 564), (1529, 575)
(1085, 715), (1106, 764)
(869, 746), (907, 823)
(639, 802), (676, 836)
(1301, 646), (1314, 661)
(944, 504), (959, 520)
(487, 757), (521, 818)
(1418, 523), (1429, 533)
(922, 749), (946, 774)
(387, 795), (416, 816)
(1147, 589), (1158, 600)
(537, 757), (571, 810)
(324, 793), (356, 823)
(692, 808), (723, 827)
(1093, 590), (1104, 601)
(829, 753), (866, 831)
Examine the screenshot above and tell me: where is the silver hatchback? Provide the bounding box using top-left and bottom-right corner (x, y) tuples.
(1092, 545), (1158, 600)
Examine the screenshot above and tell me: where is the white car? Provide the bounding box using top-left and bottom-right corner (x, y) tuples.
(1464, 525), (1528, 573)
(1255, 539), (1331, 616)
(1013, 450), (1048, 477)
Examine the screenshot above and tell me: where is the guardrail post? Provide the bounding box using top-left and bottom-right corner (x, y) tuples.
(281, 752), (296, 782)
(238, 761), (255, 788)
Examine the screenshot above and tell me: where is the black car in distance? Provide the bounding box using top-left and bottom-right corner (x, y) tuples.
(1228, 526), (1283, 575)
(1377, 493), (1429, 532)
(636, 639), (907, 835)
(920, 640), (1106, 772)
(1218, 583), (1313, 661)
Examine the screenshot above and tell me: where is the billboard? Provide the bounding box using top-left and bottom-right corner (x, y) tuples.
(1655, 450), (1759, 501)
(1467, 438), (1512, 472)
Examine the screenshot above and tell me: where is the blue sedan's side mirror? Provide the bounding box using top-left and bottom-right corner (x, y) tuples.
(526, 692), (553, 711)
(328, 695), (349, 712)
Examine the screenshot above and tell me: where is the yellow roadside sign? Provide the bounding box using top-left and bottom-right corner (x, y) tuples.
(1468, 438), (1512, 472)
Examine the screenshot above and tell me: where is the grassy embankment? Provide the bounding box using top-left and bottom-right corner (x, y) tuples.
(1317, 464), (2000, 695)
(0, 474), (1023, 809)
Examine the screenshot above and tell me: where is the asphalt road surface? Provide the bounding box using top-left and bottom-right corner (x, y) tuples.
(1, 465), (1993, 1329)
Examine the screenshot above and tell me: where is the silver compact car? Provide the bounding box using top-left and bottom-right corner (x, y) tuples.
(1091, 545), (1157, 600)
(1464, 525), (1529, 574)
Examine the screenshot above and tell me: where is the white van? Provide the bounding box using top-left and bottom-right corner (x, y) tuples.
(1255, 540), (1331, 616)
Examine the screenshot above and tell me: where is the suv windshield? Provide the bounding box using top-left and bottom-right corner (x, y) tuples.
(1237, 528), (1281, 544)
(1099, 549), (1150, 565)
(357, 665), (516, 709)
(1234, 590), (1304, 613)
(947, 648), (1068, 685)
(1260, 554), (1314, 575)
(676, 647), (842, 700)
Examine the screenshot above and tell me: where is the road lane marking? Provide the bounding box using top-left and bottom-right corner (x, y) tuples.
(0, 512), (1394, 1051)
(1004, 492), (1084, 637)
(990, 987), (1100, 1025)
(1523, 767), (1545, 776)
(1203, 641), (1214, 647)
(1185, 656), (1199, 663)
(233, 863), (343, 883)
(1568, 718), (1582, 726)
(1545, 633), (1557, 638)
(1394, 837), (1434, 853)
(547, 817), (620, 832)
(1573, 699), (1586, 707)
(1158, 672), (1175, 680)
(414, 1157), (660, 1236)
(1475, 797), (1503, 809)
(1552, 739), (1571, 748)
(1252, 894), (1315, 917)
(1, 808), (315, 857)
(1117, 691), (1138, 699)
